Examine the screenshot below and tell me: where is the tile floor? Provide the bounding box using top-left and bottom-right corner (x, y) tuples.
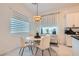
(2, 44), (73, 56)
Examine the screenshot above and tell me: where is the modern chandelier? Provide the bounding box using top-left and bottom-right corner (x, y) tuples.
(33, 3), (42, 22)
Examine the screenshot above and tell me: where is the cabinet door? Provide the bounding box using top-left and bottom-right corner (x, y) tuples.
(66, 12), (79, 27)
(65, 35), (72, 46)
(72, 38), (79, 55)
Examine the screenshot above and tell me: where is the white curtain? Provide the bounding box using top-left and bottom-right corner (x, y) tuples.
(41, 13), (59, 27)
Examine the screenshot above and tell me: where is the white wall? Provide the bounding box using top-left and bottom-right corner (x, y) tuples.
(0, 4), (32, 55)
(57, 12), (65, 44)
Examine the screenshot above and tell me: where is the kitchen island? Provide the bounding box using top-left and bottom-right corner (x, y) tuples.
(72, 35), (79, 55)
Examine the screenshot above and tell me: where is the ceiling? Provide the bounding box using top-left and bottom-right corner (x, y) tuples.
(24, 3), (79, 16)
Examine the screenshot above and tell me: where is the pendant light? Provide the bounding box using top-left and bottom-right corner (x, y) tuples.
(33, 3), (42, 22)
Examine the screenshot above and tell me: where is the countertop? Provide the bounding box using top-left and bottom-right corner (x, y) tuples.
(71, 35), (79, 40)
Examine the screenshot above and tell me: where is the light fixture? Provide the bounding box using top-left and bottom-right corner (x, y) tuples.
(33, 3), (42, 22)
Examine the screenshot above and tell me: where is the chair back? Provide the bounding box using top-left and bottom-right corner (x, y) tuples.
(29, 32), (34, 37)
(39, 35), (50, 50)
(19, 37), (25, 48)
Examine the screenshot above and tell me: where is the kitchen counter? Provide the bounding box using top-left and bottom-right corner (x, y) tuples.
(71, 35), (79, 55)
(71, 35), (79, 40)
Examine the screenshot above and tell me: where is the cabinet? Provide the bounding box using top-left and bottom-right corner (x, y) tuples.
(65, 35), (72, 47)
(72, 37), (79, 55)
(66, 12), (79, 27)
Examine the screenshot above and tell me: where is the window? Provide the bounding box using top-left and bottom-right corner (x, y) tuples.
(10, 18), (29, 33)
(41, 27), (57, 35)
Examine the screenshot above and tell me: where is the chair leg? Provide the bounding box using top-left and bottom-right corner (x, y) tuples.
(42, 50), (44, 56)
(21, 48), (24, 56)
(28, 46), (33, 54)
(35, 47), (38, 55)
(48, 48), (51, 56)
(28, 46), (30, 51)
(30, 46), (33, 55)
(19, 48), (22, 55)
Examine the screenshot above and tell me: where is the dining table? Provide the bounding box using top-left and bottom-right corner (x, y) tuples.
(25, 36), (43, 55)
(26, 36), (42, 41)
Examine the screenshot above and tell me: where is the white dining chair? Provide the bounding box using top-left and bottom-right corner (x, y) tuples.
(19, 37), (33, 56)
(35, 35), (51, 56)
